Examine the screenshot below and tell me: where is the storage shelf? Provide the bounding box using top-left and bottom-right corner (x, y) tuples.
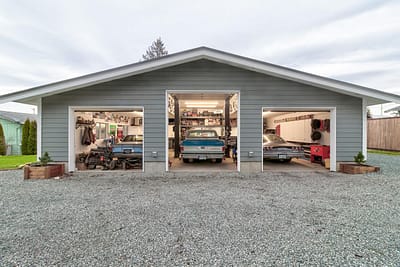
(181, 116), (224, 119)
(181, 125), (223, 127)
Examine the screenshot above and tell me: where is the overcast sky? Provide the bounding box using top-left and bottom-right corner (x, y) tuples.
(0, 0), (399, 114)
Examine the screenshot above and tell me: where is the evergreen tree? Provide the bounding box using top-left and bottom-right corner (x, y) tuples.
(21, 119), (30, 155)
(0, 123), (6, 155)
(142, 37), (168, 61)
(28, 120), (37, 155)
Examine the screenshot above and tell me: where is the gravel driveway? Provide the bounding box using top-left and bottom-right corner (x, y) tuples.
(1, 153), (399, 266)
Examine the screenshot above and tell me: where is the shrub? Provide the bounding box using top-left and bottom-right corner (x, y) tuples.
(21, 119), (30, 155)
(38, 152), (52, 166)
(27, 120), (37, 155)
(0, 123), (6, 155)
(354, 151), (366, 164)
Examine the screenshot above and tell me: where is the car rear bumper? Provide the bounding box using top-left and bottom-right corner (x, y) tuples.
(263, 152), (305, 160)
(181, 153), (224, 160)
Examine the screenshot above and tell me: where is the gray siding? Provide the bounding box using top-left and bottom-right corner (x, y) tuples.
(42, 60), (362, 163)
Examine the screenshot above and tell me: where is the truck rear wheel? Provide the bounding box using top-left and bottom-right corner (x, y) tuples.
(215, 159), (222, 163)
(183, 158), (189, 163)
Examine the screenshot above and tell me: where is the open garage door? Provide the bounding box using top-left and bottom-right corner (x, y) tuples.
(166, 91), (239, 172)
(262, 108), (336, 172)
(69, 107), (144, 172)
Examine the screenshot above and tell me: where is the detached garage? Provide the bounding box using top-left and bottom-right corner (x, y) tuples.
(1, 47), (399, 174)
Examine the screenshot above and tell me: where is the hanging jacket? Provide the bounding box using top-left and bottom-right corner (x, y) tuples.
(81, 127), (92, 145)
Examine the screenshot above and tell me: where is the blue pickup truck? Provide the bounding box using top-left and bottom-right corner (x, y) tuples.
(180, 129), (225, 163)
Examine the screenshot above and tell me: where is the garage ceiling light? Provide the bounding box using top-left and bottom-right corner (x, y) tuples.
(185, 101), (219, 108)
(186, 104), (217, 108)
(185, 101), (218, 105)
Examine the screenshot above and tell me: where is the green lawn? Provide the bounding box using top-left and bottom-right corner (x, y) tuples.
(0, 155), (37, 170)
(368, 149), (400, 156)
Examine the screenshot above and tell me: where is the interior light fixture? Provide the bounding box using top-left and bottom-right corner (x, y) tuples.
(184, 101), (218, 105)
(186, 104), (217, 108)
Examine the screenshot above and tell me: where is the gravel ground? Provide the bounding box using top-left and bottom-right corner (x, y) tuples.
(1, 153), (399, 266)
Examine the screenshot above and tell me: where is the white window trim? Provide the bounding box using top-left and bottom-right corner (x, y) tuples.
(68, 106), (144, 172)
(261, 107), (337, 172)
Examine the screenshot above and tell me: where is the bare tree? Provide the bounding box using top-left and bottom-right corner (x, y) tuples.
(142, 37), (168, 61)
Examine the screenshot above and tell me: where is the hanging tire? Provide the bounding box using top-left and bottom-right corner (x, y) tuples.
(311, 131), (322, 141)
(311, 119), (321, 129)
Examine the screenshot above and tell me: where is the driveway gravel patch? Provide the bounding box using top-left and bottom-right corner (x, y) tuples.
(1, 153), (399, 266)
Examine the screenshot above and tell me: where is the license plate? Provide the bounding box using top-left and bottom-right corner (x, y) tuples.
(113, 157), (118, 160)
(278, 154), (287, 159)
(199, 156), (207, 160)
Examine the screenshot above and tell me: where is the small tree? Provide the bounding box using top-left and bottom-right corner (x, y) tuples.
(38, 152), (52, 166)
(21, 119), (30, 155)
(354, 151), (366, 164)
(27, 120), (37, 155)
(142, 37), (168, 61)
(0, 123), (6, 155)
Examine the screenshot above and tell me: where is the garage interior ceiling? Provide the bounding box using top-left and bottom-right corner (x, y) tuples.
(263, 111), (291, 118)
(173, 93), (232, 109)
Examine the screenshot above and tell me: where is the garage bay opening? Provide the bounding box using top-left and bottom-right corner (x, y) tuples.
(167, 92), (239, 172)
(73, 108), (143, 171)
(262, 109), (331, 172)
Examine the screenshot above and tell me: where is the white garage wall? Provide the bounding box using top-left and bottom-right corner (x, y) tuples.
(267, 112), (330, 145)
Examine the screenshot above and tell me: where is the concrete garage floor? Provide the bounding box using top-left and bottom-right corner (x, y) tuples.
(263, 158), (329, 172)
(168, 150), (237, 172)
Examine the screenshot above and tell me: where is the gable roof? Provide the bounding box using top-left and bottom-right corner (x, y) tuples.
(0, 46), (399, 106)
(0, 110), (37, 124)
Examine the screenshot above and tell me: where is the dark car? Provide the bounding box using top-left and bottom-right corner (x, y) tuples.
(263, 134), (305, 162)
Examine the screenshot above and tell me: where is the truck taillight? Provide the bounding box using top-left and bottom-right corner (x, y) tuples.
(180, 146), (184, 152)
(100, 156), (104, 161)
(222, 146), (225, 152)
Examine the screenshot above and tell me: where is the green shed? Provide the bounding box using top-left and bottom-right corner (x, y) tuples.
(0, 111), (37, 155)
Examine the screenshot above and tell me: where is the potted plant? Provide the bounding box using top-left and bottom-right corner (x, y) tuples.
(24, 152), (65, 179)
(339, 152), (380, 174)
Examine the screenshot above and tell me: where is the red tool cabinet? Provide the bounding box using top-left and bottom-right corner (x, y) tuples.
(310, 145), (330, 163)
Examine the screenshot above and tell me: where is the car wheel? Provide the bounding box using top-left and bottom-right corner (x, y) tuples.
(110, 160), (117, 170)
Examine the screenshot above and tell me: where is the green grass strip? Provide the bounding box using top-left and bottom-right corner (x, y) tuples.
(368, 149), (400, 156)
(0, 155), (37, 170)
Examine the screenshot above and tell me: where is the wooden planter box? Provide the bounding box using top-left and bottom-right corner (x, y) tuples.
(340, 163), (380, 174)
(24, 164), (65, 179)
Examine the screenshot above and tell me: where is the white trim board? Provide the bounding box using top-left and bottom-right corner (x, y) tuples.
(261, 107), (337, 172)
(1, 47), (399, 106)
(68, 106), (144, 173)
(36, 98), (42, 160)
(362, 98), (368, 160)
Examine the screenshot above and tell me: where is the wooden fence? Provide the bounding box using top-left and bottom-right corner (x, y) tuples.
(368, 117), (400, 151)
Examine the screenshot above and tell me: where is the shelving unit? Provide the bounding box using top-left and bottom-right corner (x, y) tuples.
(180, 111), (225, 138)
